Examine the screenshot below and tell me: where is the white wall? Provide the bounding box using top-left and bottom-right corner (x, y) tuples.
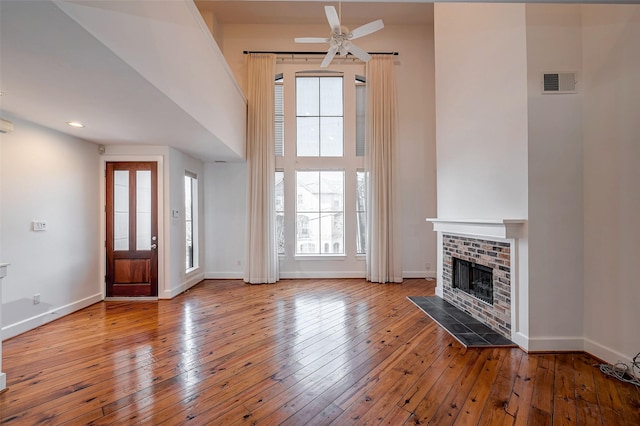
(582, 5), (640, 366)
(204, 20), (437, 279)
(168, 147), (205, 295)
(434, 3), (529, 220)
(204, 162), (247, 278)
(434, 3), (530, 347)
(1, 115), (102, 339)
(525, 4), (584, 350)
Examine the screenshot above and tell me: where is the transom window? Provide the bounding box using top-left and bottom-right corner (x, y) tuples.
(296, 76), (344, 157)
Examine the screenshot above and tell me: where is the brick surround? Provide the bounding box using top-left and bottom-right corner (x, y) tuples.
(442, 234), (511, 338)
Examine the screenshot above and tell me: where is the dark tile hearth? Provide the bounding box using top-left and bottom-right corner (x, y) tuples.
(408, 296), (517, 348)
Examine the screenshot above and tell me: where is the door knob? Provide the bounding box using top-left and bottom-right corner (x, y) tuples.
(151, 243), (157, 250)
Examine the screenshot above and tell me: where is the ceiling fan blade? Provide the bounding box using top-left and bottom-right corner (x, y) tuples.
(294, 37), (330, 43)
(349, 19), (384, 40)
(347, 43), (372, 62)
(321, 46), (339, 68)
(325, 6), (341, 34)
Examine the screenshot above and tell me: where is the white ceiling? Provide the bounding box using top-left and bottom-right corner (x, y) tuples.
(196, 1), (434, 25)
(0, 1), (433, 162)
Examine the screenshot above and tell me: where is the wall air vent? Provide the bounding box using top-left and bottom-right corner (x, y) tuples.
(542, 72), (577, 94)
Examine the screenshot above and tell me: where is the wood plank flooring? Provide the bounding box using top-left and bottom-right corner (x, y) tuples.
(0, 278), (638, 425)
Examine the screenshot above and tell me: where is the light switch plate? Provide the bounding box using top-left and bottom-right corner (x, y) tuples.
(33, 220), (47, 231)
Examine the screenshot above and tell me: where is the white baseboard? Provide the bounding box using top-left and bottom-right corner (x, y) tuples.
(2, 293), (103, 340)
(162, 272), (205, 299)
(205, 270), (434, 280)
(526, 335), (584, 352)
(0, 372), (6, 392)
(403, 270), (435, 279)
(584, 337), (636, 367)
(279, 271), (366, 279)
(204, 271), (243, 279)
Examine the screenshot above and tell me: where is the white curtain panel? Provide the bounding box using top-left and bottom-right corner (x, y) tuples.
(365, 55), (403, 283)
(244, 53), (279, 284)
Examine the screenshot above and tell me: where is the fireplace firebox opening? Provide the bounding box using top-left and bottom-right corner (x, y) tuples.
(453, 257), (493, 305)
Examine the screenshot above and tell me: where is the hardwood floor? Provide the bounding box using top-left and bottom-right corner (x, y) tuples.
(1, 278), (638, 425)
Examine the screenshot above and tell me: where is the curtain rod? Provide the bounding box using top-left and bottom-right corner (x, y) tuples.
(243, 50), (398, 56)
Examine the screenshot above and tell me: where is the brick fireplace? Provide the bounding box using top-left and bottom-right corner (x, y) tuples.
(427, 218), (526, 343)
(443, 234), (511, 338)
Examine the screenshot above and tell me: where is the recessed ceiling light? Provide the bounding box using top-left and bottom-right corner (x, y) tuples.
(66, 121), (84, 128)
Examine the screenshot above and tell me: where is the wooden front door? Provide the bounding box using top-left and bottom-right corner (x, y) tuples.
(106, 162), (158, 297)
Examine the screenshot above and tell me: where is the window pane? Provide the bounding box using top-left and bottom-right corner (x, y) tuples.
(136, 170), (151, 251)
(296, 212), (319, 254)
(296, 77), (319, 116)
(321, 212), (343, 254)
(356, 171), (366, 255)
(356, 211), (366, 254)
(320, 77), (343, 116)
(275, 171), (285, 212)
(296, 170), (344, 255)
(275, 171), (285, 255)
(184, 178), (192, 222)
(356, 83), (366, 156)
(185, 176), (193, 269)
(296, 171), (319, 212)
(113, 170), (129, 251)
(320, 117), (343, 157)
(276, 212), (285, 255)
(297, 117), (319, 157)
(356, 171), (366, 211)
(320, 171), (344, 212)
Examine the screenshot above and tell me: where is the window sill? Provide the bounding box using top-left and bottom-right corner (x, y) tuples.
(186, 266), (200, 275)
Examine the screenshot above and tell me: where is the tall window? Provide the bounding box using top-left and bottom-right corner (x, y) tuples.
(276, 68), (364, 263)
(185, 173), (198, 270)
(296, 170), (344, 254)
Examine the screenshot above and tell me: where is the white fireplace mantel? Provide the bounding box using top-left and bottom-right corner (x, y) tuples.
(426, 218), (527, 240)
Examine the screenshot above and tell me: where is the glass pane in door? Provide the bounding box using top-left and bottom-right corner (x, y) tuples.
(113, 170), (129, 251)
(136, 170), (151, 250)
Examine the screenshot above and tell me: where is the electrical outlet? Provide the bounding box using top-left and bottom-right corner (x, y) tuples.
(32, 220), (47, 231)
(426, 262), (431, 270)
(33, 294), (40, 305)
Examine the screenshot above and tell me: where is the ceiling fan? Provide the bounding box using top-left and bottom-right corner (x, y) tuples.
(294, 3), (384, 68)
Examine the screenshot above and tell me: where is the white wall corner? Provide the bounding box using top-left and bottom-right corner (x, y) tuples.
(512, 331), (530, 352)
(162, 271), (205, 299)
(1, 293), (103, 340)
(584, 337), (637, 368)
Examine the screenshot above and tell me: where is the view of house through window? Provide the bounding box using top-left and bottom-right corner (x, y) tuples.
(296, 170), (345, 254)
(185, 173), (198, 270)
